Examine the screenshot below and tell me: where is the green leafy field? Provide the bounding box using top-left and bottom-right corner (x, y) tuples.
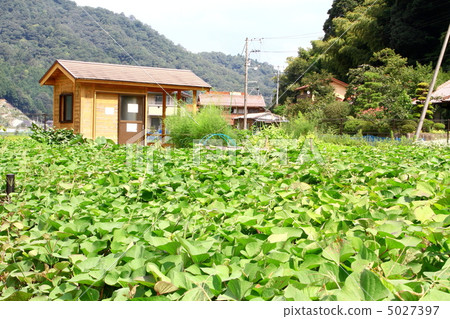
(0, 137), (449, 301)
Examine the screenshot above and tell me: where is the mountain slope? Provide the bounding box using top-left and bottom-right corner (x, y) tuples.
(0, 0), (276, 114)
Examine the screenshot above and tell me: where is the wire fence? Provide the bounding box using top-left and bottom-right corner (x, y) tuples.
(315, 118), (450, 140)
(1, 112), (449, 146)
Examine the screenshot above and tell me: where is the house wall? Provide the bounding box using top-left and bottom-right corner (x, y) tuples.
(57, 82), (148, 143)
(93, 85), (147, 143)
(330, 82), (347, 101)
(95, 92), (119, 142)
(53, 76), (77, 131)
(80, 84), (94, 139)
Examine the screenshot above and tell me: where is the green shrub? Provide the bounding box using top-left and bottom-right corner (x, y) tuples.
(323, 101), (351, 119)
(433, 123), (445, 131)
(30, 123), (86, 145)
(422, 119), (434, 132)
(375, 121), (391, 135)
(282, 114), (315, 138)
(400, 124), (416, 134)
(319, 134), (368, 146)
(233, 129), (251, 142)
(399, 119), (417, 126)
(343, 118), (368, 134)
(284, 99), (315, 118)
(165, 106), (234, 148)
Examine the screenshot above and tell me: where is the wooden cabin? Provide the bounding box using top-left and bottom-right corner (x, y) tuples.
(39, 60), (211, 144)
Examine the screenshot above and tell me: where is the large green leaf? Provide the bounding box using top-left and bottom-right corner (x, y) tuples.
(221, 279), (253, 301)
(360, 269), (390, 301)
(154, 281), (178, 295)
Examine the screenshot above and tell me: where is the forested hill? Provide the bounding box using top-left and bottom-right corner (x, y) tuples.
(0, 0), (276, 114)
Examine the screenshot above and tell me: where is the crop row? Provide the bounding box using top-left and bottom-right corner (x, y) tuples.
(0, 137), (449, 300)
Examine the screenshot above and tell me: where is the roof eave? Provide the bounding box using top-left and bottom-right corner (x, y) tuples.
(76, 78), (211, 91)
(39, 60), (76, 86)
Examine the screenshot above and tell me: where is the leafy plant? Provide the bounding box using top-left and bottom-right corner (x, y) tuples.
(282, 113), (315, 138)
(165, 106), (234, 148)
(433, 123), (446, 131)
(0, 136), (449, 301)
(30, 123), (86, 145)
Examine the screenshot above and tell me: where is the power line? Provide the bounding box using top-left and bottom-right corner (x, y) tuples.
(262, 32), (323, 40)
(275, 0), (382, 104)
(260, 50), (299, 54)
(79, 6), (200, 129)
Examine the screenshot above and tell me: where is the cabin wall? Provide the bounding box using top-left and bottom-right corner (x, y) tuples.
(95, 92), (119, 143)
(53, 76), (77, 131)
(80, 84), (148, 143)
(80, 84), (94, 139)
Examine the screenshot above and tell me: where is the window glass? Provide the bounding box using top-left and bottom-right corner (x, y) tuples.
(120, 96), (143, 121)
(60, 94), (73, 123)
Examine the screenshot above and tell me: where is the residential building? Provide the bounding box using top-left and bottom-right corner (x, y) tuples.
(296, 78), (348, 101)
(198, 91), (266, 125)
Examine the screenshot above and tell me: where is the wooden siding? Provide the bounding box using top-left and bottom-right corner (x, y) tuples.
(80, 84), (95, 139)
(95, 92), (119, 143)
(53, 75), (76, 131)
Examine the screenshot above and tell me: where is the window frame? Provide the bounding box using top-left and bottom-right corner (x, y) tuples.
(59, 93), (73, 123)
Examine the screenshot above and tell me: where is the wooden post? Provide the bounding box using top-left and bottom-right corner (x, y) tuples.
(192, 90), (198, 114)
(447, 119), (449, 145)
(162, 91), (167, 142)
(244, 37), (249, 130)
(44, 114), (48, 131)
(6, 174), (15, 195)
(416, 23), (450, 139)
(176, 91), (182, 115)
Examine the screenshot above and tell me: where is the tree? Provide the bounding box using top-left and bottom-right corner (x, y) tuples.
(348, 49), (430, 119)
(319, 0), (391, 80)
(323, 0), (364, 40)
(413, 82), (434, 119)
(276, 47), (324, 105)
(282, 71), (336, 119)
(0, 0), (276, 114)
(388, 0), (450, 69)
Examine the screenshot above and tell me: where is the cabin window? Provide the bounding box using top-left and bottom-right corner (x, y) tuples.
(120, 95), (144, 121)
(60, 93), (73, 123)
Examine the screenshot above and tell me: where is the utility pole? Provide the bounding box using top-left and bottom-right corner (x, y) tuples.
(415, 23), (450, 139)
(276, 66), (280, 107)
(244, 37), (249, 130)
(243, 38), (261, 129)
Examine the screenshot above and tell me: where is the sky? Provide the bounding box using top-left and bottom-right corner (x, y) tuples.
(73, 0), (333, 69)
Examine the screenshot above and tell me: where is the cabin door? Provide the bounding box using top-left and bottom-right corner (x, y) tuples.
(118, 95), (145, 144)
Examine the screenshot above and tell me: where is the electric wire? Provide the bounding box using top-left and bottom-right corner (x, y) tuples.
(275, 0), (382, 104)
(79, 6), (199, 125)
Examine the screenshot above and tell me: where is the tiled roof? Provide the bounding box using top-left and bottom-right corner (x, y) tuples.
(198, 92), (266, 108)
(432, 80), (450, 102)
(295, 78), (348, 90)
(40, 60), (211, 89)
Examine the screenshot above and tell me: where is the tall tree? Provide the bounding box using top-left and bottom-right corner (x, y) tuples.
(323, 0), (365, 40)
(348, 48), (432, 118)
(388, 0), (450, 68)
(320, 0), (391, 80)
